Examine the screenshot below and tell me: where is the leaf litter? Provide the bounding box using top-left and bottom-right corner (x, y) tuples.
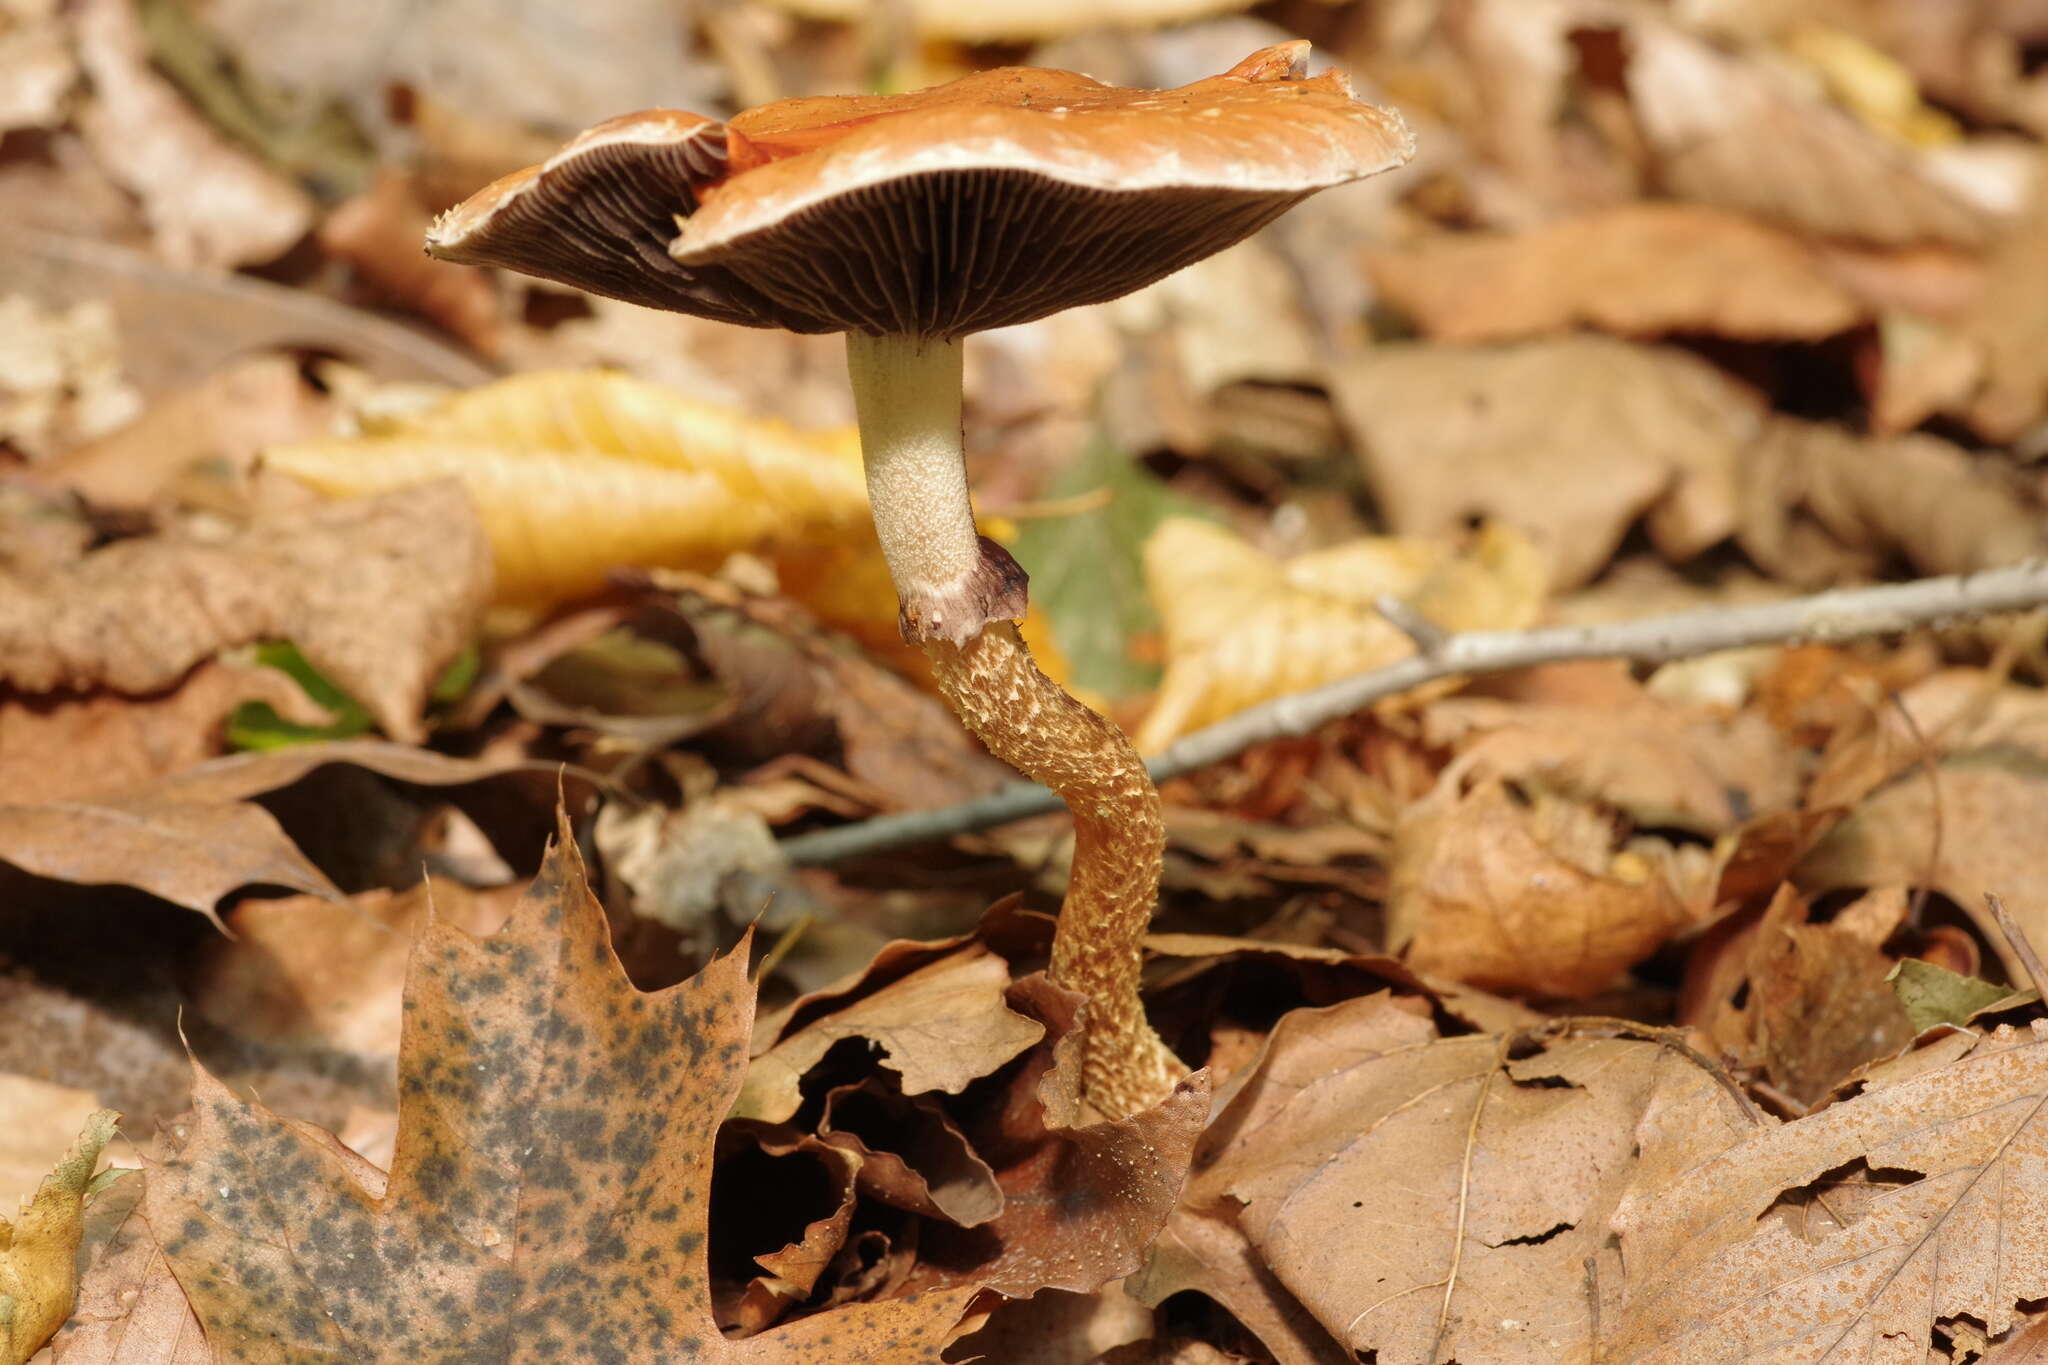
(8, 0), (2048, 1359)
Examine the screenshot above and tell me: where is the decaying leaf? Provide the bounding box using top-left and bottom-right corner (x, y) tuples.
(0, 295), (139, 461)
(267, 369), (872, 609)
(0, 482), (490, 743)
(144, 829), (977, 1361)
(1191, 996), (1697, 1365)
(1388, 768), (1703, 997)
(1, 1109), (119, 1365)
(0, 794), (341, 923)
(1421, 693), (1799, 835)
(1331, 337), (1754, 588)
(48, 1187), (207, 1365)
(1135, 518), (1547, 751)
(1363, 203), (1864, 343)
(71, 0), (311, 271)
(1739, 416), (2043, 584)
(739, 942), (1046, 1124)
(1623, 13), (2000, 248)
(1608, 1023), (2048, 1358)
(0, 660), (330, 805)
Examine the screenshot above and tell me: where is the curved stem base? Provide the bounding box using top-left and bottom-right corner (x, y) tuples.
(926, 622), (1184, 1118)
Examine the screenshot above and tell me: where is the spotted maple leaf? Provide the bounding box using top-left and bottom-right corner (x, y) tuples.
(139, 826), (976, 1362)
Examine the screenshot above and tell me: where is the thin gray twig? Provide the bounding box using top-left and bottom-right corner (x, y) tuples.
(779, 561), (2048, 866)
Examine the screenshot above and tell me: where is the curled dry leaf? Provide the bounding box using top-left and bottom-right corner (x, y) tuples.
(70, 0), (310, 271)
(738, 943), (1046, 1124)
(189, 878), (519, 1058)
(1738, 416), (2043, 585)
(1681, 885), (1915, 1107)
(1331, 337), (1754, 589)
(48, 1186), (208, 1365)
(0, 795), (341, 924)
(1363, 203), (1865, 344)
(1623, 13), (1998, 248)
(318, 171), (502, 355)
(1187, 994), (1715, 1365)
(1798, 747), (2048, 980)
(266, 369), (872, 609)
(0, 659), (330, 805)
(1421, 693), (1800, 835)
(1876, 195), (2048, 441)
(143, 828), (978, 1362)
(0, 1108), (118, 1365)
(908, 976), (1210, 1299)
(1608, 1023), (2048, 1358)
(1135, 518), (1547, 752)
(0, 482), (491, 743)
(1388, 770), (1701, 997)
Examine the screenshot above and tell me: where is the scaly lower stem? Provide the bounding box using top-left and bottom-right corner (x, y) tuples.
(845, 331), (1183, 1119)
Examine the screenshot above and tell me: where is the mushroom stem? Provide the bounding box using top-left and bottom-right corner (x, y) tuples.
(845, 330), (1184, 1119)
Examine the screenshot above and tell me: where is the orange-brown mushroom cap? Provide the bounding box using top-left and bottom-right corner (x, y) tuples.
(427, 42), (1412, 339)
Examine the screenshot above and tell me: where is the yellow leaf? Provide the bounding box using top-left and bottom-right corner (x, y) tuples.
(1134, 519), (1548, 751)
(0, 1108), (119, 1365)
(268, 369), (871, 607)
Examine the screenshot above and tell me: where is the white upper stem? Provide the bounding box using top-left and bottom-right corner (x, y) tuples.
(844, 332), (980, 605)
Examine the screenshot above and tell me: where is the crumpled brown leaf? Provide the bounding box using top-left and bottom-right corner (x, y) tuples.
(0, 482), (491, 742)
(0, 660), (328, 805)
(1876, 192), (2048, 441)
(1623, 12), (2000, 248)
(1363, 203), (1864, 343)
(1607, 1022), (2048, 1358)
(1738, 416), (2044, 585)
(71, 0), (311, 271)
(141, 827), (979, 1361)
(1135, 518), (1548, 751)
(1332, 336), (1755, 589)
(1183, 995), (1718, 1364)
(1421, 693), (1800, 835)
(739, 942), (1046, 1124)
(1388, 767), (1706, 997)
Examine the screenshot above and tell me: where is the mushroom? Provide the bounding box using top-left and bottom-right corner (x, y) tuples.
(427, 42), (1412, 1118)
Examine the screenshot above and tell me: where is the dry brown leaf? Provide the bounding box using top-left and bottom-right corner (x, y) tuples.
(1331, 337), (1756, 589)
(1135, 518), (1547, 751)
(42, 354), (335, 508)
(70, 0), (310, 271)
(1739, 416), (2043, 585)
(0, 795), (341, 923)
(50, 1189), (207, 1365)
(1, 1109), (119, 1365)
(1190, 995), (1709, 1364)
(1422, 693), (1800, 835)
(818, 1081), (1004, 1227)
(738, 943), (1046, 1124)
(1681, 885), (1916, 1106)
(1876, 194), (2048, 440)
(1799, 747), (2048, 977)
(0, 660), (329, 805)
(1608, 1022), (2048, 1358)
(0, 482), (490, 742)
(1126, 1206), (1350, 1365)
(318, 171), (502, 355)
(1363, 203), (1864, 343)
(267, 369), (870, 609)
(907, 976), (1210, 1299)
(189, 878), (518, 1057)
(1623, 13), (2000, 248)
(1388, 769), (1701, 997)
(142, 828), (978, 1361)
(0, 1078), (105, 1215)
(950, 1282), (1154, 1365)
